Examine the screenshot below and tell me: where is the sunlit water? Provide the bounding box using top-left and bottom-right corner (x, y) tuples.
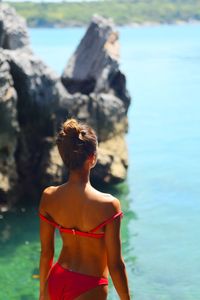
(0, 24), (200, 300)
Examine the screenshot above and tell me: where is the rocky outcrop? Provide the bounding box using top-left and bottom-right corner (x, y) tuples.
(5, 49), (70, 202)
(0, 51), (18, 204)
(64, 92), (127, 141)
(0, 7), (131, 206)
(0, 4), (70, 205)
(0, 4), (30, 50)
(62, 15), (130, 183)
(92, 134), (128, 184)
(62, 15), (130, 111)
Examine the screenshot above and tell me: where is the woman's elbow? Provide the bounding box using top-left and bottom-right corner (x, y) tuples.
(108, 258), (126, 273)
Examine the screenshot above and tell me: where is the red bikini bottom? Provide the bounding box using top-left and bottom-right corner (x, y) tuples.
(48, 262), (108, 300)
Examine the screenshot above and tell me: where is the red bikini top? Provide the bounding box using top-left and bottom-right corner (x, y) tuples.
(39, 211), (123, 239)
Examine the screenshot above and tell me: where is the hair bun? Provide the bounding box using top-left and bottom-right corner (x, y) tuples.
(56, 118), (97, 170)
(62, 118), (80, 137)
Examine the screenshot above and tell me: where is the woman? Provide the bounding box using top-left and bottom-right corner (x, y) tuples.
(39, 118), (130, 300)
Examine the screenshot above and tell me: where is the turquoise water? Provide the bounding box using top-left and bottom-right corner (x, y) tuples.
(0, 24), (200, 299)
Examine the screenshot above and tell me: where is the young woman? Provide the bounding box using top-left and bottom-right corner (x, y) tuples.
(39, 118), (130, 300)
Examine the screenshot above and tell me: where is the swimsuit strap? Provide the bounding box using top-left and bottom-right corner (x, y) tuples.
(38, 213), (104, 239)
(59, 228), (104, 239)
(90, 211), (123, 233)
(39, 212), (60, 229)
(38, 211), (123, 238)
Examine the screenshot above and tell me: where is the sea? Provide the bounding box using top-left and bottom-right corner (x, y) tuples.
(0, 24), (200, 300)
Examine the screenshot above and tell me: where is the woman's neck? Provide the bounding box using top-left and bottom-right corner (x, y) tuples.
(68, 168), (91, 185)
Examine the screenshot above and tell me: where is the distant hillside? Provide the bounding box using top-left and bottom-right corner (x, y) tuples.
(4, 0), (200, 27)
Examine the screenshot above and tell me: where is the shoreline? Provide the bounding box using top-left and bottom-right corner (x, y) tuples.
(27, 19), (200, 29)
(4, 1), (200, 30)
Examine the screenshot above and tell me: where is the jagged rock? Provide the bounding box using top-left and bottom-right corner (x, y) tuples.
(62, 15), (113, 94)
(0, 5), (71, 204)
(0, 4), (30, 50)
(65, 92), (128, 141)
(44, 143), (64, 184)
(62, 15), (130, 111)
(4, 49), (70, 202)
(5, 49), (69, 123)
(91, 134), (128, 184)
(62, 15), (131, 183)
(0, 50), (18, 204)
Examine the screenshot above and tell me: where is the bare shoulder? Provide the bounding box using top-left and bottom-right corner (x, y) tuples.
(41, 185), (58, 201)
(39, 186), (57, 214)
(96, 192), (121, 216)
(43, 186), (57, 196)
(105, 196), (121, 214)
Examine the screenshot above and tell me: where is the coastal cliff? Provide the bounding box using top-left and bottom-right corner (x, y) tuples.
(0, 5), (131, 207)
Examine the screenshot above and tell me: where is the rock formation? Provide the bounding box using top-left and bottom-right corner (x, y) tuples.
(0, 4), (29, 50)
(62, 15), (130, 183)
(0, 51), (18, 204)
(0, 7), (131, 207)
(5, 49), (70, 202)
(0, 4), (70, 205)
(62, 15), (130, 111)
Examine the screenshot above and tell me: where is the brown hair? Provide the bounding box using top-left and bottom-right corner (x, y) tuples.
(56, 118), (97, 170)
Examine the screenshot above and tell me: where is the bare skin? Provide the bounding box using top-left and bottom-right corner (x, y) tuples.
(39, 155), (130, 300)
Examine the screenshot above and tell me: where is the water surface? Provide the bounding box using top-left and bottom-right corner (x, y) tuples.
(0, 24), (200, 300)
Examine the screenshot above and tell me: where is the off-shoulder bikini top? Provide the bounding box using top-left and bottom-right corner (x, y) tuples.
(39, 211), (123, 239)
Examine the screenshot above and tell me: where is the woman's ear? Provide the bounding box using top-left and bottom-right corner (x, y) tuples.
(88, 153), (97, 168)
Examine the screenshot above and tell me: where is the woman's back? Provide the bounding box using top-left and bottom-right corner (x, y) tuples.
(40, 182), (120, 278)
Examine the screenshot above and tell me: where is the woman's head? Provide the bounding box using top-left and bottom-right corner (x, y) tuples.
(56, 118), (97, 171)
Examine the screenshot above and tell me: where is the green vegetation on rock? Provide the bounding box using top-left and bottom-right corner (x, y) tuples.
(4, 0), (200, 27)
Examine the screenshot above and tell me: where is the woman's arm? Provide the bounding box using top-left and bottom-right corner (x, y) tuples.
(105, 199), (130, 300)
(39, 189), (55, 300)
